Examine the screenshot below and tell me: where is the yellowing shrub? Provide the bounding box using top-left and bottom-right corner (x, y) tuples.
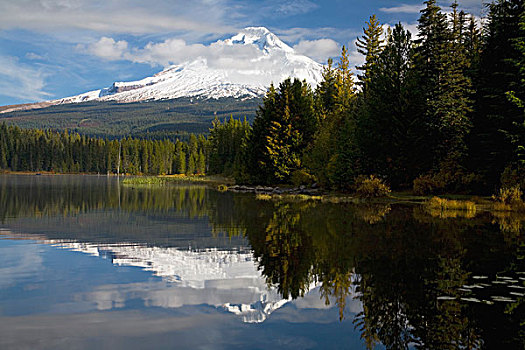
(355, 175), (391, 198)
(493, 186), (523, 205)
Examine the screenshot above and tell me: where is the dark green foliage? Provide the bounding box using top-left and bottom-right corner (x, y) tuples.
(315, 58), (338, 116)
(469, 0), (525, 190)
(306, 46), (358, 190)
(357, 23), (427, 187)
(507, 10), (525, 168)
(356, 15), (384, 94)
(0, 97), (260, 140)
(414, 0), (450, 99)
(207, 116), (251, 176)
(0, 123), (207, 175)
(242, 79), (317, 184)
(1, 0), (522, 195)
(414, 1), (473, 181)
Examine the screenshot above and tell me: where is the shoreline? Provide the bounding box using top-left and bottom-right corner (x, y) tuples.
(2, 171), (523, 213)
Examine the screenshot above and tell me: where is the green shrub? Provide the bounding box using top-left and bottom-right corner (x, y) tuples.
(291, 169), (316, 187)
(355, 175), (391, 198)
(413, 174), (445, 195)
(413, 166), (480, 195)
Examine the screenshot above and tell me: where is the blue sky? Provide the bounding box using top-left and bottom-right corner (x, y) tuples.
(0, 0), (484, 106)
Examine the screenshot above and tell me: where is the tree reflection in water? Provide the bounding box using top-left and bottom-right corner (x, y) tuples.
(0, 175), (523, 349)
(209, 195), (524, 350)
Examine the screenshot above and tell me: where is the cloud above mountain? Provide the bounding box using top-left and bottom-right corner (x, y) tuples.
(82, 33), (339, 67)
(0, 56), (51, 101)
(379, 3), (423, 14)
(293, 39), (340, 63)
(0, 0), (235, 35)
(0, 0), (485, 105)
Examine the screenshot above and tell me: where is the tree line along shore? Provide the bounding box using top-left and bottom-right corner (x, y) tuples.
(0, 0), (523, 204)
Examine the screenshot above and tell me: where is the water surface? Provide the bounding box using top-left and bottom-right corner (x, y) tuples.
(0, 175), (523, 349)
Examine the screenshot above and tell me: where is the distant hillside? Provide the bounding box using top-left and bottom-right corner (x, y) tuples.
(0, 97), (260, 139)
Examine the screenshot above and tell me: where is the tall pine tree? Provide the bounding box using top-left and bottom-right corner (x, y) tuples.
(470, 0), (525, 189)
(356, 15), (384, 95)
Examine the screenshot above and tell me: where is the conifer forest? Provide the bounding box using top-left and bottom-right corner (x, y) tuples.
(1, 0), (524, 195)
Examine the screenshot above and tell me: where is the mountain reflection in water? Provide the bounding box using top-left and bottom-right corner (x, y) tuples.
(0, 175), (523, 349)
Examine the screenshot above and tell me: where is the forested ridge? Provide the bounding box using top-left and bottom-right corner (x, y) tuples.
(1, 0), (524, 195)
(0, 123), (207, 175)
(0, 97), (260, 139)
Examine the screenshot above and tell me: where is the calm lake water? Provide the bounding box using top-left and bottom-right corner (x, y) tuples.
(0, 175), (523, 349)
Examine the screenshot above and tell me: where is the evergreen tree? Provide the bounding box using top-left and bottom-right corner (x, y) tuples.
(413, 0), (473, 191)
(334, 46), (356, 113)
(316, 58), (338, 116)
(470, 0), (525, 188)
(357, 23), (427, 187)
(463, 15), (482, 80)
(178, 149), (187, 174)
(187, 153), (196, 175)
(0, 123), (7, 169)
(432, 2), (473, 171)
(307, 46), (357, 189)
(331, 46), (359, 190)
(242, 78), (317, 184)
(208, 116), (251, 176)
(197, 150), (206, 174)
(413, 0), (449, 170)
(356, 15), (385, 94)
(507, 10), (525, 168)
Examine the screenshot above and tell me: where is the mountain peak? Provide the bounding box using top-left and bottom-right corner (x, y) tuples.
(2, 27), (324, 112)
(227, 27), (294, 53)
(243, 26), (271, 35)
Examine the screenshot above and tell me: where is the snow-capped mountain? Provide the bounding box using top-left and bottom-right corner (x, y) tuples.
(1, 229), (357, 323)
(38, 238), (297, 323)
(36, 27), (323, 109)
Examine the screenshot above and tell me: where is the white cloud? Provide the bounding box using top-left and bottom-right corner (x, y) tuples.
(349, 22), (418, 68)
(25, 52), (45, 60)
(84, 37), (129, 61)
(379, 4), (423, 14)
(348, 39), (365, 72)
(278, 27), (360, 44)
(293, 39), (340, 62)
(380, 1), (484, 16)
(399, 22), (420, 38)
(128, 39), (207, 67)
(0, 0), (235, 35)
(0, 237), (44, 288)
(275, 0), (318, 15)
(0, 56), (51, 102)
(83, 31), (336, 69)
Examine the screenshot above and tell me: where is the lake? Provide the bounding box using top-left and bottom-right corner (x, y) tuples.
(0, 175), (523, 349)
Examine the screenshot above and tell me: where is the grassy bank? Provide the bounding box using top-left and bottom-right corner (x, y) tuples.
(121, 174), (234, 186)
(3, 171), (523, 213)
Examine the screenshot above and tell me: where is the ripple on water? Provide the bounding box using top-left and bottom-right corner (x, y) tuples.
(509, 285), (525, 289)
(491, 296), (517, 303)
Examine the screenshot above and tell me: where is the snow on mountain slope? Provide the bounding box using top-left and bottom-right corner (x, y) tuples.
(53, 27), (324, 105)
(47, 240), (295, 323)
(0, 229), (349, 323)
